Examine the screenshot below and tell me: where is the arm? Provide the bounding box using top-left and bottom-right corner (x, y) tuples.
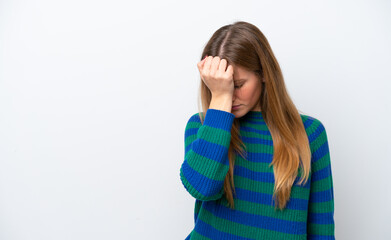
(307, 119), (335, 240)
(179, 108), (235, 201)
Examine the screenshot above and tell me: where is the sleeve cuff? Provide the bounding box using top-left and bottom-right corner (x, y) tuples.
(203, 108), (235, 132)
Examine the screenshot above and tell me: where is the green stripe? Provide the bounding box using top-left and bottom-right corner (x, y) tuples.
(235, 157), (274, 173)
(307, 222), (335, 235)
(185, 125), (231, 149)
(311, 175), (333, 192)
(197, 125), (231, 145)
(311, 153), (330, 171)
(233, 174), (310, 200)
(190, 230), (212, 240)
(308, 200), (334, 213)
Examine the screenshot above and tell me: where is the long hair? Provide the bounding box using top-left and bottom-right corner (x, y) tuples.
(196, 21), (312, 211)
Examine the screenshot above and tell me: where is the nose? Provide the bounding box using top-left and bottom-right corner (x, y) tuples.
(232, 90), (237, 102)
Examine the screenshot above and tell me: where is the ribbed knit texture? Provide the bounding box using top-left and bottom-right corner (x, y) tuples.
(179, 108), (335, 240)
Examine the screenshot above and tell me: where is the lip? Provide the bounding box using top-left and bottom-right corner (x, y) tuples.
(232, 105), (241, 109)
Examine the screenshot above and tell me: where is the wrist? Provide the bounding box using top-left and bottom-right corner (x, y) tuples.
(209, 94), (233, 113)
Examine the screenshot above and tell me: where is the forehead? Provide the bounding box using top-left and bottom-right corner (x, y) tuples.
(233, 65), (251, 81)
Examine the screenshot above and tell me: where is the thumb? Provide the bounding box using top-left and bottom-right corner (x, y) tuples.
(197, 55), (208, 71)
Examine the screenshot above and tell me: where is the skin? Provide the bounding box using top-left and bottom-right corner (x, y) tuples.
(231, 64), (265, 118)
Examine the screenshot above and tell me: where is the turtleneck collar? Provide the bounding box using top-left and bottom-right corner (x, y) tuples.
(240, 110), (265, 121)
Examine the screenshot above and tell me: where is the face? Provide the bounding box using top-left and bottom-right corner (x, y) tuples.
(231, 65), (265, 117)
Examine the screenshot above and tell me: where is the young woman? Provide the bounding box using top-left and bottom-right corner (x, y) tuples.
(179, 21), (335, 240)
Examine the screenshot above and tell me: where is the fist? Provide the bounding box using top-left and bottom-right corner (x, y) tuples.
(197, 55), (235, 97)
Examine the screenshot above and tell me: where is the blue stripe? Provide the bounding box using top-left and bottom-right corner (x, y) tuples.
(202, 201), (307, 235)
(187, 138), (230, 164)
(234, 165), (275, 183)
(240, 125), (269, 135)
(185, 126), (199, 139)
(185, 127), (200, 154)
(304, 118), (315, 130)
(311, 164), (332, 182)
(308, 211), (334, 224)
(309, 187), (334, 203)
(203, 109), (235, 131)
(312, 141), (329, 163)
(240, 134), (273, 145)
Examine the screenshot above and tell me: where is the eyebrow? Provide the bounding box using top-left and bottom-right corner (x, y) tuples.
(234, 79), (246, 82)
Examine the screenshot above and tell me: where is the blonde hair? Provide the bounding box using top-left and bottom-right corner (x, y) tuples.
(197, 21), (311, 211)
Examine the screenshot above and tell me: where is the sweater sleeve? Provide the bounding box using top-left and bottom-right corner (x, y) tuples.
(307, 119), (335, 240)
(179, 108), (235, 201)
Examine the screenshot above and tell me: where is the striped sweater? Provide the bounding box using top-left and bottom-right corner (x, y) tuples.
(179, 108), (335, 240)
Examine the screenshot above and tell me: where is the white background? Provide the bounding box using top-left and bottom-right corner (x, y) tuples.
(1, 0), (390, 239)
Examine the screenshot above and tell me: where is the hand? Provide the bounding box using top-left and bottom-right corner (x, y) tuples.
(197, 55), (234, 98)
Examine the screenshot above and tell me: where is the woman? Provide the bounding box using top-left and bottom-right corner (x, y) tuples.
(179, 21), (335, 240)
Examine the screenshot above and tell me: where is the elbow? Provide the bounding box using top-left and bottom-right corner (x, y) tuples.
(179, 165), (224, 201)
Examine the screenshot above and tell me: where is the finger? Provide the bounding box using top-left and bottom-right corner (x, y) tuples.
(203, 56), (212, 73)
(200, 55), (208, 68)
(218, 58), (228, 73)
(210, 57), (220, 75)
(225, 64), (234, 77)
(197, 55), (208, 71)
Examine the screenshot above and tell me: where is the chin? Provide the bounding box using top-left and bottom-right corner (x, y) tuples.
(231, 109), (244, 118)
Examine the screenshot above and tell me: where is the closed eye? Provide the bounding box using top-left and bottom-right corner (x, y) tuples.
(234, 84), (244, 89)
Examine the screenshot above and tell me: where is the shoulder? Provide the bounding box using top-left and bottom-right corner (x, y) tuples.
(299, 113), (328, 144)
(299, 114), (332, 165)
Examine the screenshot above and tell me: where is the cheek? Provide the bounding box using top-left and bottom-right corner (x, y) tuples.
(241, 87), (253, 100)
(241, 85), (259, 102)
